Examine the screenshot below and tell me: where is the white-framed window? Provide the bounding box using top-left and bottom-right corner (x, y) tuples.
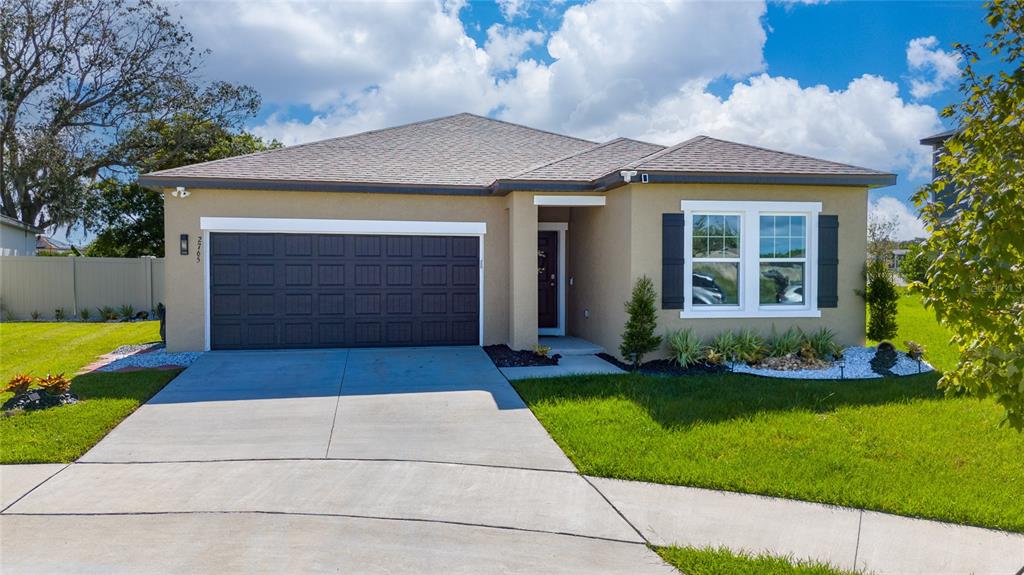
(680, 200), (822, 319)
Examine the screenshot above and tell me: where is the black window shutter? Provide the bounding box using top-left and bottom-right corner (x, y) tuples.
(662, 213), (685, 309)
(817, 215), (839, 309)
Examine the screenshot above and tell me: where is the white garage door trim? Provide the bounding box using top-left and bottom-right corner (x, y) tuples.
(199, 217), (487, 351)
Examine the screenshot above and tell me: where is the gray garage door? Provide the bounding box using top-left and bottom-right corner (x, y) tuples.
(209, 233), (480, 350)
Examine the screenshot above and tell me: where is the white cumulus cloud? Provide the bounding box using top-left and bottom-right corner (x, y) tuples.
(870, 196), (929, 241)
(907, 36), (962, 99)
(172, 0), (944, 178)
(485, 24), (545, 72)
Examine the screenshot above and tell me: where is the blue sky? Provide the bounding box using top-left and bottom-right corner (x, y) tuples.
(65, 1), (996, 244)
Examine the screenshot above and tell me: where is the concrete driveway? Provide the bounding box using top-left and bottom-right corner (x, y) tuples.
(1, 348), (676, 574)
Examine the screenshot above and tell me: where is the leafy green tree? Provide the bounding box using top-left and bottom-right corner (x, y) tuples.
(620, 276), (662, 366)
(912, 0), (1024, 428)
(82, 116), (279, 257)
(1, 0), (260, 230)
(865, 258), (899, 342)
(899, 243), (932, 285)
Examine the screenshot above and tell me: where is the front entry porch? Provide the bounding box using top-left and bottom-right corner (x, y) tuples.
(506, 192), (609, 352)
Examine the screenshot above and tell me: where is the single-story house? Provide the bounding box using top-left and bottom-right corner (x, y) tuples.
(139, 113), (895, 356)
(0, 214), (42, 256)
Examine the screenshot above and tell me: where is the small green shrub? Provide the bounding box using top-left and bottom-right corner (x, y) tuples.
(3, 308), (16, 321)
(118, 304), (135, 320)
(865, 259), (899, 341)
(30, 310), (40, 320)
(766, 326), (803, 357)
(709, 331), (741, 363)
(54, 307), (66, 321)
(666, 328), (703, 367)
(734, 328), (765, 364)
(97, 306), (118, 321)
(532, 344), (551, 357)
(620, 276), (662, 366)
(804, 327), (841, 360)
(702, 348), (724, 365)
(78, 308), (91, 321)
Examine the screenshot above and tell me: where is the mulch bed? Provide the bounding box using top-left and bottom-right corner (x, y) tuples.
(597, 353), (728, 376)
(3, 390), (79, 413)
(484, 345), (560, 367)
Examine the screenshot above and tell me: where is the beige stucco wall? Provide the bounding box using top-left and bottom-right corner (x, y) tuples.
(622, 183), (868, 359)
(163, 184), (867, 356)
(564, 187), (633, 355)
(162, 188), (511, 351)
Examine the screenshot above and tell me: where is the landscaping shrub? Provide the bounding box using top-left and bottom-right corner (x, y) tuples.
(54, 307), (66, 320)
(620, 276), (662, 366)
(734, 328), (765, 364)
(710, 331), (741, 363)
(30, 310), (40, 320)
(766, 326), (803, 358)
(667, 328), (703, 367)
(865, 259), (899, 341)
(4, 374), (34, 395)
(118, 304), (135, 320)
(36, 373), (72, 395)
(905, 340), (926, 361)
(804, 328), (841, 360)
(97, 306), (118, 321)
(78, 308), (91, 321)
(532, 344), (552, 357)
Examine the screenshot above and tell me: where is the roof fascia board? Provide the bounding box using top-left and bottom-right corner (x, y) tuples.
(139, 176), (495, 196)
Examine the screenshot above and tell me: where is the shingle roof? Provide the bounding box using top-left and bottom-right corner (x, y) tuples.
(509, 138), (665, 182)
(625, 136), (891, 177)
(140, 113), (895, 192)
(144, 113), (596, 188)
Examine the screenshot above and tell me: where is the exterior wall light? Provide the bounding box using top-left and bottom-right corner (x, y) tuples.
(180, 234), (189, 256)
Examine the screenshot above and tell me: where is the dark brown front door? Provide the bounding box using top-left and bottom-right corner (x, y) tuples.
(538, 231), (558, 329)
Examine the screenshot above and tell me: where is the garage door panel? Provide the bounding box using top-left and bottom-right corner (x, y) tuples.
(211, 233), (479, 349)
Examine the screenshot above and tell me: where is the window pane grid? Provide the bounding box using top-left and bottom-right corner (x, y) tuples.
(758, 215), (807, 306)
(692, 213), (742, 306)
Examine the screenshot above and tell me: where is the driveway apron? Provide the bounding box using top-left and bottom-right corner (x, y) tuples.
(3, 347), (673, 574)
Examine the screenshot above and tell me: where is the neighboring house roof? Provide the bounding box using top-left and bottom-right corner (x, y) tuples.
(139, 112), (896, 193)
(920, 129), (958, 146)
(35, 235), (71, 251)
(0, 214), (43, 234)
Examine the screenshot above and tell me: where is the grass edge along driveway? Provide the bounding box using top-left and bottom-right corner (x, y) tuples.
(1, 321), (179, 464)
(656, 546), (859, 575)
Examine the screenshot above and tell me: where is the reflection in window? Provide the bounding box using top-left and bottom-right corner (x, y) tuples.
(759, 215), (807, 305)
(692, 214), (741, 306)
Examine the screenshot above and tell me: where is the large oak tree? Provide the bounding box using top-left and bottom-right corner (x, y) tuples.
(1, 0), (259, 230)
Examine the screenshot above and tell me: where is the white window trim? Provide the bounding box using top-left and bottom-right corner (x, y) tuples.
(199, 217), (486, 351)
(679, 200), (822, 319)
(537, 222), (568, 336)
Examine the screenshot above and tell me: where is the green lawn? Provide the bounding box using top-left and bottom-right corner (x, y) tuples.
(1, 321), (178, 464)
(513, 297), (1024, 533)
(0, 321), (161, 382)
(656, 546), (858, 575)
(868, 291), (957, 372)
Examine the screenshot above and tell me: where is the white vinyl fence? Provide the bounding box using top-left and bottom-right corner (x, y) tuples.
(0, 256), (165, 320)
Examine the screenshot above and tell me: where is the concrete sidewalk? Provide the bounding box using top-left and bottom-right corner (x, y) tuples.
(591, 477), (1024, 575)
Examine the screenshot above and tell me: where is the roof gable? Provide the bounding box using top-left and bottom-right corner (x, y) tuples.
(625, 136), (890, 177)
(145, 113), (597, 188)
(509, 138), (665, 182)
